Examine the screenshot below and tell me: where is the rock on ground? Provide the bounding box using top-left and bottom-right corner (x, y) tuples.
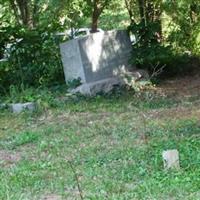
(10, 102), (36, 113)
(162, 149), (180, 170)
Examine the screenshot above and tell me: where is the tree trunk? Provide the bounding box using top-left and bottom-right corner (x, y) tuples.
(91, 9), (99, 33)
(9, 0), (35, 29)
(152, 1), (163, 43)
(32, 0), (39, 28)
(124, 0), (136, 25)
(190, 3), (198, 23)
(90, 0), (109, 33)
(154, 9), (162, 43)
(137, 0), (163, 43)
(137, 0), (146, 25)
(9, 0), (22, 25)
(91, 0), (100, 33)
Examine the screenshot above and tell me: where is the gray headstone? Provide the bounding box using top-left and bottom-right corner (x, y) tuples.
(10, 102), (36, 113)
(60, 30), (133, 95)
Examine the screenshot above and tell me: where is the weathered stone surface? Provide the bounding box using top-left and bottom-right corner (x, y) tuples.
(10, 102), (36, 113)
(60, 30), (133, 95)
(60, 39), (86, 83)
(162, 149), (180, 170)
(70, 77), (124, 95)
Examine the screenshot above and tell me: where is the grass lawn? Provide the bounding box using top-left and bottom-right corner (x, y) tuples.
(0, 88), (200, 200)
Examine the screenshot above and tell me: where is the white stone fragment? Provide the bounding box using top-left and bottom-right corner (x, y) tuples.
(162, 149), (180, 170)
(10, 102), (36, 113)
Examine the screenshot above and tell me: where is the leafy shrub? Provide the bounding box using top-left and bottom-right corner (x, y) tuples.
(0, 28), (65, 95)
(129, 22), (173, 69)
(129, 21), (200, 77)
(67, 77), (82, 89)
(1, 85), (66, 105)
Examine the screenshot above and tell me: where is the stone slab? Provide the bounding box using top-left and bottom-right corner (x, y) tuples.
(70, 77), (124, 95)
(60, 30), (132, 86)
(162, 149), (180, 170)
(10, 102), (36, 113)
(60, 39), (86, 83)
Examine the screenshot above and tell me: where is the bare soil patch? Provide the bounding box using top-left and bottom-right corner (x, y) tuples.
(158, 74), (200, 98)
(41, 194), (62, 200)
(0, 150), (21, 167)
(146, 106), (200, 120)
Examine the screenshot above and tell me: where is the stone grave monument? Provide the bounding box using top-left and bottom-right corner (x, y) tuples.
(60, 30), (133, 95)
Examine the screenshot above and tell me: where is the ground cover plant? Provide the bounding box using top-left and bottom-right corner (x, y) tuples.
(0, 77), (200, 200)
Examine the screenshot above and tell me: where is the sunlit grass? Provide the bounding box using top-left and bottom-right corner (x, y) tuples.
(0, 91), (200, 199)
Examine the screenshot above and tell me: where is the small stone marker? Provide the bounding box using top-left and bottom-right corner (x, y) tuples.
(162, 149), (180, 170)
(10, 102), (36, 113)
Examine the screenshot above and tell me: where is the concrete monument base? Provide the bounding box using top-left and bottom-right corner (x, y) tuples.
(70, 77), (124, 95)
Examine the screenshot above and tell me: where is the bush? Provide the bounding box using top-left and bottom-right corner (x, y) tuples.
(0, 28), (65, 95)
(129, 21), (200, 78)
(129, 22), (173, 67)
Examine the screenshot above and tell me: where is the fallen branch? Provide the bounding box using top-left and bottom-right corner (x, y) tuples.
(150, 62), (166, 80)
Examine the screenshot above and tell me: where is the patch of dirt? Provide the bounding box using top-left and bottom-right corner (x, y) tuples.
(0, 150), (21, 167)
(143, 74), (200, 120)
(36, 111), (113, 128)
(143, 105), (200, 121)
(158, 74), (200, 98)
(41, 194), (62, 200)
(64, 188), (83, 200)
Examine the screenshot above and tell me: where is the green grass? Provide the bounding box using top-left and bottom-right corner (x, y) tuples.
(0, 91), (200, 199)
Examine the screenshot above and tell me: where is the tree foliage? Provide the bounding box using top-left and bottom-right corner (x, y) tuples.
(164, 0), (200, 54)
(124, 0), (200, 74)
(86, 0), (112, 32)
(0, 0), (200, 94)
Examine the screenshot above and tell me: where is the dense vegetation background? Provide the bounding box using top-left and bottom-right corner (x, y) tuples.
(0, 2), (200, 199)
(0, 0), (200, 95)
